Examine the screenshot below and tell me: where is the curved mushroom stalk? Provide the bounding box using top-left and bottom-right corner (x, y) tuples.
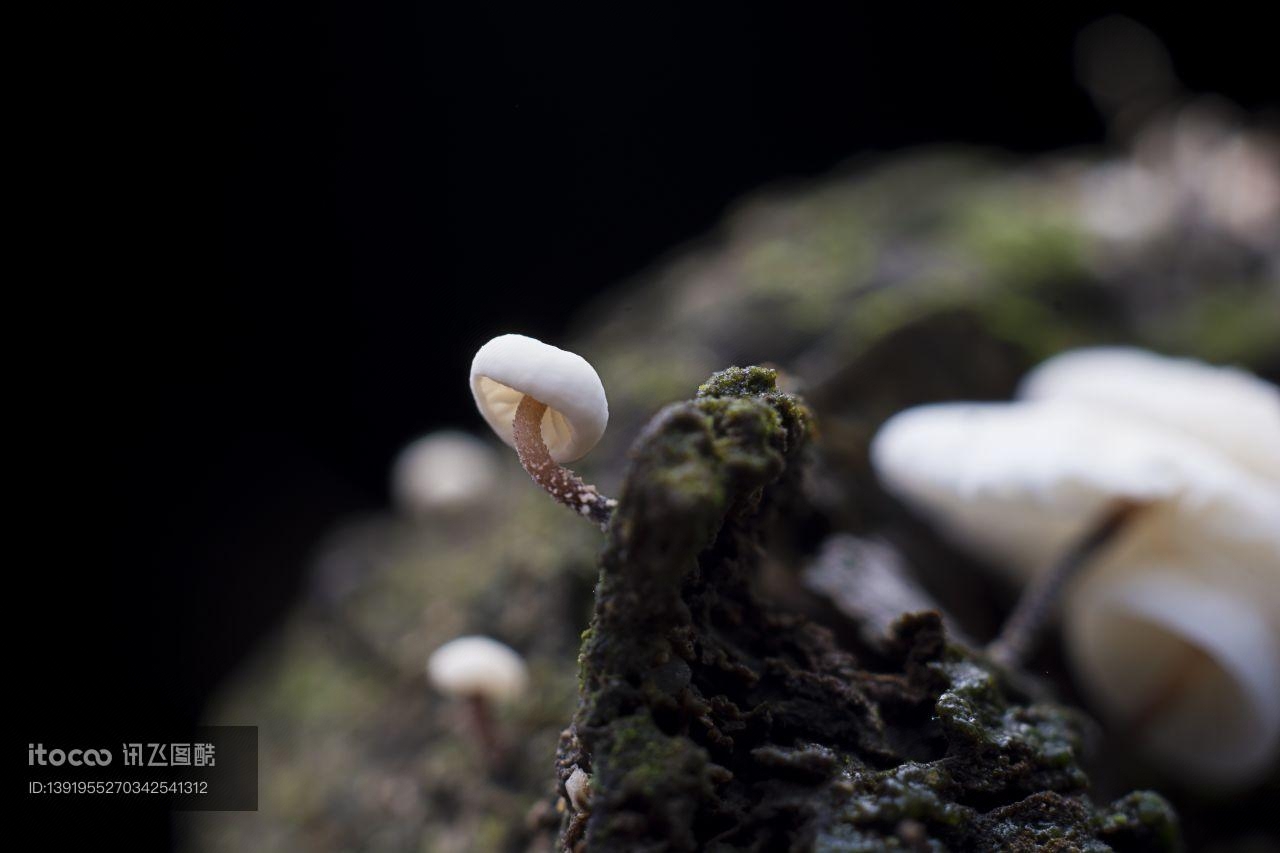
(513, 395), (616, 526)
(1068, 572), (1280, 788)
(470, 334), (617, 528)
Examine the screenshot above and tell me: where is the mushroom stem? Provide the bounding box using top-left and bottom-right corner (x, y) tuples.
(513, 394), (616, 528)
(988, 500), (1145, 668)
(465, 693), (504, 769)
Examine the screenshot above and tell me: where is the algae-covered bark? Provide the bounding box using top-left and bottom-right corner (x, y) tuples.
(558, 367), (1177, 852)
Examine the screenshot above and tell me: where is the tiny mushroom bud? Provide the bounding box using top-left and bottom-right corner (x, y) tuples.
(427, 636), (529, 767)
(565, 766), (592, 813)
(870, 347), (1280, 786)
(470, 334), (616, 526)
(391, 430), (500, 516)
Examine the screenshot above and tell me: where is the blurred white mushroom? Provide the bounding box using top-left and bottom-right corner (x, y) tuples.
(1022, 346), (1280, 481)
(391, 431), (500, 516)
(427, 635), (529, 701)
(470, 334), (615, 526)
(1072, 571), (1280, 787)
(871, 401), (1278, 580)
(427, 636), (529, 766)
(870, 348), (1280, 786)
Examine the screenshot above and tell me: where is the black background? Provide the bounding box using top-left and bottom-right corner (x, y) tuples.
(17, 3), (1275, 848)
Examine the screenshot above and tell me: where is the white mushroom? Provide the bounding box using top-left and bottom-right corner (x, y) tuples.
(1021, 346), (1280, 481)
(427, 636), (529, 767)
(470, 334), (615, 525)
(870, 401), (1278, 581)
(870, 348), (1280, 786)
(391, 431), (500, 516)
(427, 635), (529, 702)
(875, 402), (1162, 574)
(1070, 571), (1280, 788)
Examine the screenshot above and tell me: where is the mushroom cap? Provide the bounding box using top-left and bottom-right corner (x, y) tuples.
(470, 334), (609, 463)
(1021, 346), (1280, 481)
(392, 431), (500, 515)
(869, 400), (1280, 578)
(1067, 571), (1280, 787)
(426, 636), (529, 702)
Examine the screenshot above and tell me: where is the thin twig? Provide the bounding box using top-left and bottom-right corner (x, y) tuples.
(988, 501), (1145, 669)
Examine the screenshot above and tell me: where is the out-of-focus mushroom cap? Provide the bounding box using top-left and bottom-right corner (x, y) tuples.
(869, 400), (1280, 577)
(1021, 346), (1280, 481)
(470, 334), (608, 463)
(1067, 571), (1280, 788)
(392, 431), (500, 515)
(426, 636), (529, 702)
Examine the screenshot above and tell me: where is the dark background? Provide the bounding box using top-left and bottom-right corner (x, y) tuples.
(18, 4), (1275, 848)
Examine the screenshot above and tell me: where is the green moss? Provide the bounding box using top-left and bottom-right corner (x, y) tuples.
(954, 193), (1088, 289)
(932, 659), (1092, 794)
(1095, 791), (1182, 852)
(603, 713), (711, 802)
(562, 370), (1177, 851)
(697, 365), (782, 399)
(1147, 284), (1280, 366)
(842, 762), (968, 827)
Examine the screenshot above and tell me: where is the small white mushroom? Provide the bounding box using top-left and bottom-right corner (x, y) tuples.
(870, 348), (1280, 786)
(427, 635), (529, 702)
(391, 431), (500, 516)
(427, 636), (529, 767)
(470, 334), (615, 525)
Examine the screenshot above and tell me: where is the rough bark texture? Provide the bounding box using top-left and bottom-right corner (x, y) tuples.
(557, 367), (1179, 852)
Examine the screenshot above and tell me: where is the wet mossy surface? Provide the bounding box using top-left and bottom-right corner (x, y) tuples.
(557, 367), (1179, 852)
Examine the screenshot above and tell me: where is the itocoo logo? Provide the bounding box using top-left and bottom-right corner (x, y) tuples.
(28, 744), (113, 766)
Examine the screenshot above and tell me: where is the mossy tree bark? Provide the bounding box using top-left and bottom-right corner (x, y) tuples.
(558, 367), (1180, 852)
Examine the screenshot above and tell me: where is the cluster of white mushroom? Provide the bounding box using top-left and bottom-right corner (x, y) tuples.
(872, 346), (1280, 788)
